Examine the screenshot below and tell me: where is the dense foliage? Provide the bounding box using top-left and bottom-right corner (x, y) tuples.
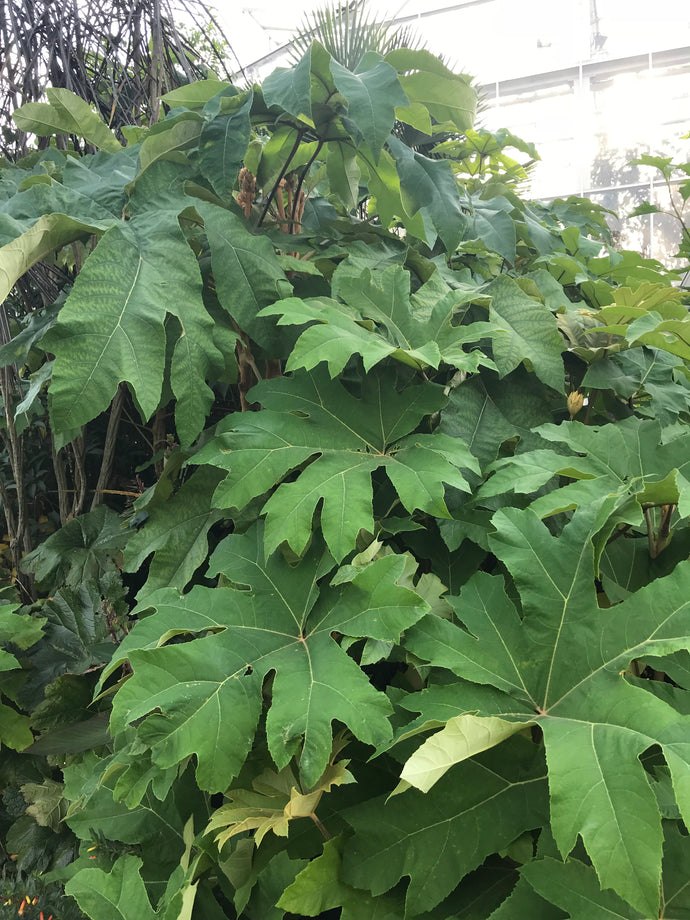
(2, 42), (690, 919)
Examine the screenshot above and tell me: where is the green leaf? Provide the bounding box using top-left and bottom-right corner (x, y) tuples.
(21, 505), (126, 592)
(480, 416), (690, 524)
(123, 467), (225, 597)
(455, 193), (519, 265)
(439, 366), (556, 469)
(520, 858), (643, 919)
(361, 146), (427, 241)
(0, 302), (59, 369)
(138, 115), (203, 173)
(63, 750), (191, 850)
(488, 876), (566, 919)
(342, 739), (547, 915)
(326, 141), (361, 209)
(394, 101), (432, 134)
(659, 821), (690, 917)
(398, 713), (534, 793)
(404, 500), (690, 915)
(194, 368), (477, 560)
(586, 347), (690, 427)
(278, 836), (404, 919)
(25, 713), (110, 755)
(20, 584), (120, 708)
(330, 59), (407, 158)
(486, 274), (565, 391)
(385, 48), (460, 80)
(198, 201), (291, 352)
(102, 526), (428, 791)
(0, 605), (46, 650)
(65, 855), (157, 920)
(388, 136), (468, 252)
(263, 265), (478, 374)
(398, 70), (476, 132)
(263, 47), (314, 121)
(199, 91), (253, 202)
(0, 210), (110, 304)
(13, 88), (121, 152)
(161, 80), (229, 109)
(0, 704), (33, 751)
(44, 162), (222, 443)
(263, 264), (493, 376)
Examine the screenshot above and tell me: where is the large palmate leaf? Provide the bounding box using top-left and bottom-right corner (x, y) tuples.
(193, 368), (479, 560)
(342, 738), (547, 916)
(485, 274), (565, 391)
(459, 192), (517, 264)
(66, 856), (157, 920)
(61, 146), (140, 217)
(388, 136), (468, 252)
(123, 467), (226, 598)
(261, 264), (493, 375)
(387, 48), (476, 132)
(198, 200), (292, 352)
(402, 500), (690, 915)
(0, 178), (116, 302)
(262, 46), (314, 122)
(21, 505), (126, 593)
(13, 88), (122, 152)
(198, 91), (253, 202)
(20, 584), (121, 708)
(330, 58), (408, 158)
(584, 346), (690, 427)
(439, 366), (558, 470)
(278, 836), (405, 920)
(518, 858), (638, 919)
(206, 758), (352, 849)
(517, 825), (690, 920)
(479, 416), (690, 522)
(0, 604), (45, 751)
(101, 525), (429, 792)
(43, 161), (223, 444)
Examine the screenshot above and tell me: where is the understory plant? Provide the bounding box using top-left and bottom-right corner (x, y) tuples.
(2, 42), (690, 919)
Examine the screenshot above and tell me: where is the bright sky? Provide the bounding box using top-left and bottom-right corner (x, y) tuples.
(222, 0), (690, 82)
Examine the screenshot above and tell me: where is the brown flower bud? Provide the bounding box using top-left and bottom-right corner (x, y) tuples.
(567, 390), (584, 419)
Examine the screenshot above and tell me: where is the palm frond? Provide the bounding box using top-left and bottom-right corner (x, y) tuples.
(288, 0), (427, 71)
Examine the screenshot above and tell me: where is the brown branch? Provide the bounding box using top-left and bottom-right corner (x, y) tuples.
(69, 429), (87, 519)
(91, 385), (125, 509)
(258, 130), (306, 227)
(51, 433), (71, 525)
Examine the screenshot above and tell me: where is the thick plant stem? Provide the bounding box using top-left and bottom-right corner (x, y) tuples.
(235, 168), (264, 408)
(151, 405), (168, 477)
(149, 0), (163, 124)
(51, 434), (71, 525)
(0, 371), (35, 601)
(91, 385), (125, 509)
(258, 131), (305, 227)
(309, 812), (331, 841)
(51, 429), (87, 525)
(70, 430), (87, 519)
